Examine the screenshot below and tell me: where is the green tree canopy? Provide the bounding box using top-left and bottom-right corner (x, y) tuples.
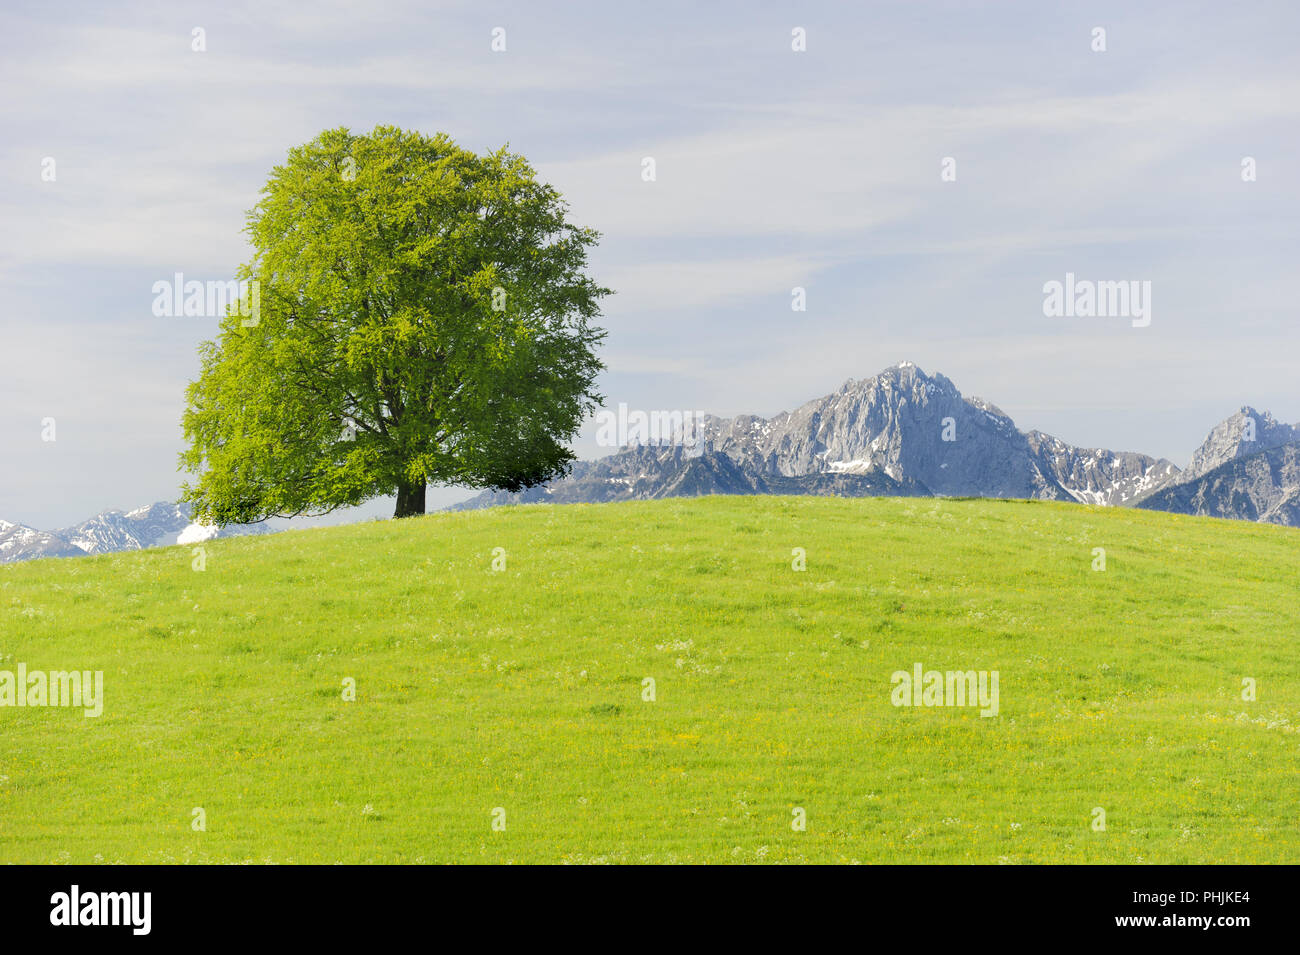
(180, 126), (608, 521)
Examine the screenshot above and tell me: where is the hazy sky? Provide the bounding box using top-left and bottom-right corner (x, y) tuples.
(2, 0), (1297, 528)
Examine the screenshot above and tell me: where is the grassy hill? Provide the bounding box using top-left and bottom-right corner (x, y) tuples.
(1, 495), (1297, 864)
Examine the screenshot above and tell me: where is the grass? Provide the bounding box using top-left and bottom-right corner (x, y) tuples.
(0, 495), (1297, 864)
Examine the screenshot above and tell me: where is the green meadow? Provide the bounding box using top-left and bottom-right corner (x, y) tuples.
(1, 495), (1297, 864)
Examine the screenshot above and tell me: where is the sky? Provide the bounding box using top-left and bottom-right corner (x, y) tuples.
(1, 0), (1297, 529)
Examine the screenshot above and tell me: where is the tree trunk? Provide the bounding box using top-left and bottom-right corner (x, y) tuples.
(394, 481), (427, 518)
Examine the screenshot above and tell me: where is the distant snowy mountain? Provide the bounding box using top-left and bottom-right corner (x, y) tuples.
(1025, 431), (1180, 507)
(0, 502), (268, 564)
(0, 519), (87, 563)
(57, 502), (190, 554)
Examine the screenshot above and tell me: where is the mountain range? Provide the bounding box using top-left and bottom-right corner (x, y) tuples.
(456, 362), (1300, 527)
(0, 502), (266, 564)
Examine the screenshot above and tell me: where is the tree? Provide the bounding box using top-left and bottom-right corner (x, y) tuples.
(180, 126), (608, 522)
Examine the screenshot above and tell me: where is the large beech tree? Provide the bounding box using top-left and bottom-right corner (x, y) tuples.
(181, 126), (608, 521)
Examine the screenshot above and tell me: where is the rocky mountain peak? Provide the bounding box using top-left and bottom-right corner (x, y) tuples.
(1185, 407), (1300, 482)
(644, 362), (1066, 499)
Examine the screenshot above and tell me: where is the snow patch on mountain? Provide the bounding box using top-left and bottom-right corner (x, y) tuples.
(177, 522), (221, 545)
